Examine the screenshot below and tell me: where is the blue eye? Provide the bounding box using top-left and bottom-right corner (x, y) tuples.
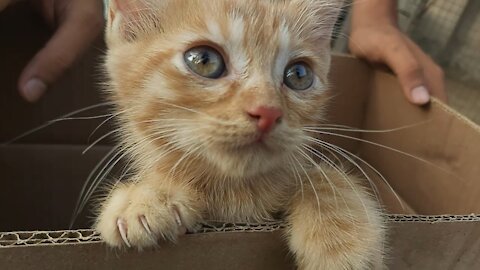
(184, 46), (226, 79)
(284, 62), (314, 91)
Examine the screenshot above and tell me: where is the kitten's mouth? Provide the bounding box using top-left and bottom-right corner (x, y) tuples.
(235, 134), (273, 151)
(255, 133), (269, 143)
(212, 131), (278, 154)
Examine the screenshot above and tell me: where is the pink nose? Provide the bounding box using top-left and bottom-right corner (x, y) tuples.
(247, 106), (283, 133)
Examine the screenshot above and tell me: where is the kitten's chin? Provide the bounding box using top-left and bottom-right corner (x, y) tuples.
(205, 142), (289, 178)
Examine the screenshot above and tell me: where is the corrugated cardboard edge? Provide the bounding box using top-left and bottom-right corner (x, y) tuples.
(2, 215), (479, 248)
(431, 97), (480, 133)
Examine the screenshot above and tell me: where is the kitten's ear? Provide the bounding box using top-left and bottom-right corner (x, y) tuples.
(290, 0), (345, 44)
(106, 0), (160, 44)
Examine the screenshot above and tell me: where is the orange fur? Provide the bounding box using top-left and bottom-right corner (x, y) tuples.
(96, 1), (385, 269)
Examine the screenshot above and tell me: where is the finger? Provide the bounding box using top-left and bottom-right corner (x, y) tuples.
(405, 38), (447, 103)
(0, 0), (10, 12)
(18, 7), (103, 102)
(379, 35), (431, 105)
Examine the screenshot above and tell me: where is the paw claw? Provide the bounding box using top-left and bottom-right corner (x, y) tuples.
(173, 207), (182, 227)
(117, 218), (131, 248)
(140, 216), (155, 239)
(140, 215), (153, 235)
(172, 207), (187, 235)
(140, 215), (158, 244)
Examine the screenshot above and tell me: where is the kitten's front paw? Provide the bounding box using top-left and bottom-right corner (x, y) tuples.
(95, 183), (200, 249)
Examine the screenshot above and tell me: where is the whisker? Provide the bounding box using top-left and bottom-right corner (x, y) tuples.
(88, 108), (131, 142)
(303, 128), (459, 180)
(304, 120), (431, 134)
(70, 146), (118, 228)
(296, 147), (340, 209)
(76, 146), (131, 219)
(302, 144), (371, 223)
(303, 142), (381, 204)
(83, 129), (120, 155)
(167, 140), (200, 179)
(287, 155), (305, 201)
(291, 152), (322, 221)
(307, 136), (405, 210)
(3, 102), (114, 145)
(84, 130), (176, 208)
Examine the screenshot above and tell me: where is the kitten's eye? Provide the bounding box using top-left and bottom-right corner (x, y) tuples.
(184, 46), (226, 79)
(283, 62), (314, 91)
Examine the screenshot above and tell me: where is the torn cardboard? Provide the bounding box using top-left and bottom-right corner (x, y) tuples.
(1, 3), (480, 270)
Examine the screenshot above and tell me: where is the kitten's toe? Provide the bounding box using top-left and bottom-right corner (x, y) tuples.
(96, 183), (201, 249)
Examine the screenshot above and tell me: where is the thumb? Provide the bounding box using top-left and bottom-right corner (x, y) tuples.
(18, 12), (102, 102)
(380, 38), (431, 105)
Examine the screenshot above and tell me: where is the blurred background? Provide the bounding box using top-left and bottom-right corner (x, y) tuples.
(334, 0), (480, 124)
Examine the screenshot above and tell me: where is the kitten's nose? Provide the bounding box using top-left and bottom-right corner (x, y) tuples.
(247, 106), (283, 134)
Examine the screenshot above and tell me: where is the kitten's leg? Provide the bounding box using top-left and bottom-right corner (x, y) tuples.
(286, 167), (385, 270)
(95, 176), (203, 249)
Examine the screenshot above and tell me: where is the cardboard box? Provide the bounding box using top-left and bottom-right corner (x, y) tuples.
(1, 3), (480, 270)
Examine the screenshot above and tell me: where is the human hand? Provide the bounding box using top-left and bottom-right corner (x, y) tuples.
(0, 0), (12, 12)
(18, 0), (104, 102)
(349, 23), (447, 106)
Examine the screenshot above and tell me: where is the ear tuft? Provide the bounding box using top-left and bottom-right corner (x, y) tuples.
(106, 0), (160, 43)
(290, 0), (345, 44)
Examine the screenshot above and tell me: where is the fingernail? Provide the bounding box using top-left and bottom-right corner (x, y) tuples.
(22, 78), (47, 102)
(411, 86), (430, 105)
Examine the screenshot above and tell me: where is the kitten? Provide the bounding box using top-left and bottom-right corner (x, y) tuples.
(95, 0), (385, 269)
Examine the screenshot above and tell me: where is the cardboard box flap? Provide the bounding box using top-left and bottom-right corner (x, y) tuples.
(0, 145), (112, 231)
(0, 230), (295, 270)
(324, 54), (372, 153)
(2, 218), (480, 270)
(360, 72), (480, 215)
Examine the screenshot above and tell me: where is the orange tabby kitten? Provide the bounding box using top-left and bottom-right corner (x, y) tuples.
(96, 0), (385, 269)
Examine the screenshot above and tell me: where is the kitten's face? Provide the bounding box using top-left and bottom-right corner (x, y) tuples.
(106, 0), (341, 177)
